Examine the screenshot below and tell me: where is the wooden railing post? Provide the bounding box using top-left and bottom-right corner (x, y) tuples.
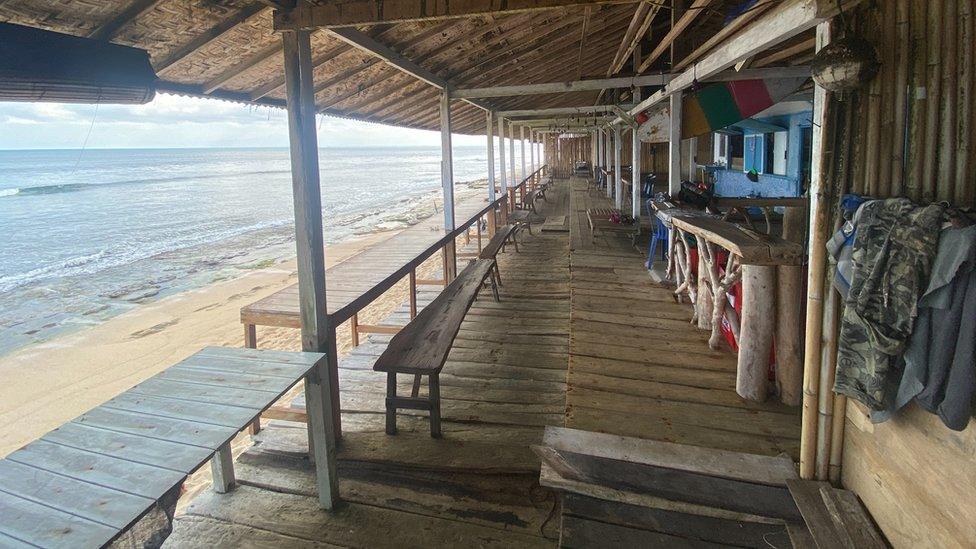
(350, 313), (359, 347)
(409, 269), (417, 318)
(476, 214), (483, 252)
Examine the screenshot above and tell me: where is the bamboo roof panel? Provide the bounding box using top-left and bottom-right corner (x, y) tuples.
(0, 0), (815, 134)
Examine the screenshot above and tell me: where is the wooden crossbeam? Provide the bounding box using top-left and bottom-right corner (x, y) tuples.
(88, 0), (162, 42)
(637, 0), (712, 73)
(453, 74), (669, 99)
(753, 36), (816, 68)
(672, 0), (776, 71)
(274, 0), (641, 29)
(619, 0), (861, 125)
(155, 4), (268, 75)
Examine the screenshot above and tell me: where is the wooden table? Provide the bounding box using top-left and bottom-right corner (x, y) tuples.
(0, 346), (336, 547)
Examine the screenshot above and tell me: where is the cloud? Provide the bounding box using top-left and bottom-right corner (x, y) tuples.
(0, 94), (485, 150)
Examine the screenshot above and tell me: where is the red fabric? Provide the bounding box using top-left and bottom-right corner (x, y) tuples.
(728, 79), (773, 119)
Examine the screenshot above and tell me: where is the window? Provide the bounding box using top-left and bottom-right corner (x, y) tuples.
(729, 134), (744, 171)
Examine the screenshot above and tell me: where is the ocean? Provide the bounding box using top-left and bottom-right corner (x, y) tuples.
(0, 146), (499, 357)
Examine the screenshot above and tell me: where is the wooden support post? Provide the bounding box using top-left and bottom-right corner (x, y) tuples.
(408, 269), (417, 318)
(668, 91), (683, 195)
(614, 125), (623, 208)
(816, 285), (841, 480)
(800, 21), (833, 481)
(530, 129), (536, 179)
(349, 312), (359, 346)
(486, 110), (496, 204)
(440, 90), (457, 282)
(737, 264), (775, 402)
(631, 85), (642, 220)
(776, 206), (807, 406)
(210, 442), (235, 494)
(497, 115), (507, 200)
(520, 125), (527, 187)
(282, 28), (338, 508)
(244, 323), (262, 434)
(509, 120), (517, 184)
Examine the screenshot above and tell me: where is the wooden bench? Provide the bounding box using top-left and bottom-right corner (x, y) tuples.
(0, 346), (337, 548)
(373, 259), (496, 438)
(480, 223), (519, 288)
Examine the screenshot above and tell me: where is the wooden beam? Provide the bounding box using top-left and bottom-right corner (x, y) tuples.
(621, 0), (859, 124)
(326, 27), (489, 111)
(637, 0), (712, 72)
(281, 28), (338, 507)
(609, 2), (662, 75)
(753, 36), (816, 68)
(668, 92), (682, 194)
(673, 0), (775, 71)
(454, 73), (669, 99)
(274, 0), (641, 29)
(88, 0), (162, 42)
(155, 4), (268, 74)
(203, 42), (283, 94)
(500, 105), (626, 117)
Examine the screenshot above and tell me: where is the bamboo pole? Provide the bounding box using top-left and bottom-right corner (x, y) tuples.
(876, 0), (895, 198)
(922, 0), (942, 202)
(905, 0), (927, 202)
(815, 284), (841, 480)
(938, 0), (957, 202)
(800, 21), (834, 480)
(958, 0), (973, 206)
(863, 6), (882, 197)
(890, 0), (909, 197)
(828, 393), (848, 485)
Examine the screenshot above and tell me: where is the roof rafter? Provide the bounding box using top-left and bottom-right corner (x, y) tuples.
(274, 0), (641, 30)
(637, 0), (713, 73)
(607, 1), (661, 75)
(88, 0), (162, 42)
(202, 40), (284, 94)
(155, 3), (269, 75)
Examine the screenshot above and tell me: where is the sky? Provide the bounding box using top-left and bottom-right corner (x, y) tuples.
(0, 93), (487, 150)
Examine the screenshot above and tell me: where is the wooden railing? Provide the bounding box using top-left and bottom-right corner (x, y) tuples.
(258, 164), (548, 434)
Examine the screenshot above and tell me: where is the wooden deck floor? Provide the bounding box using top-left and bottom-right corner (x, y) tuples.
(166, 176), (800, 547)
(566, 176), (801, 458)
(166, 185), (571, 547)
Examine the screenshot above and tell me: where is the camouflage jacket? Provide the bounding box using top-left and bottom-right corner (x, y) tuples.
(834, 198), (945, 410)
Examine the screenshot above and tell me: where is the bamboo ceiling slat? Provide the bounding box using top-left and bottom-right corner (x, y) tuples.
(0, 0), (804, 134)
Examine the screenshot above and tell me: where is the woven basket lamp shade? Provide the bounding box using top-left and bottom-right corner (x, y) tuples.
(0, 22), (156, 105)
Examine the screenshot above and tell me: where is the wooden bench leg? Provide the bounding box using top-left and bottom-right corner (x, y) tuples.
(494, 263), (503, 286)
(385, 372), (398, 435)
(211, 442), (235, 494)
(411, 374), (422, 397)
(429, 373), (442, 438)
(490, 269), (501, 302)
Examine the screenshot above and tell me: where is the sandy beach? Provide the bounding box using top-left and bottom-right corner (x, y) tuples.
(0, 182), (484, 458)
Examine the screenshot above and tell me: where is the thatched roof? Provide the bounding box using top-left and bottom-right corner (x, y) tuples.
(0, 0), (816, 134)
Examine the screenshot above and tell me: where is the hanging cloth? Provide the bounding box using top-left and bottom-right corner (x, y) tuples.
(872, 225), (976, 430)
(833, 198), (944, 410)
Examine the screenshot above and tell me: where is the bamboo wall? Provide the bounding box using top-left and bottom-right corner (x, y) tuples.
(824, 2), (975, 547)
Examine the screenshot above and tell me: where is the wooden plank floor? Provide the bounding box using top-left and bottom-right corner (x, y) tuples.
(566, 176), (801, 458)
(167, 176), (800, 547)
(166, 186), (572, 548)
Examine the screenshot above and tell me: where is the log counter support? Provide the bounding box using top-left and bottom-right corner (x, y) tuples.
(670, 213), (804, 403)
